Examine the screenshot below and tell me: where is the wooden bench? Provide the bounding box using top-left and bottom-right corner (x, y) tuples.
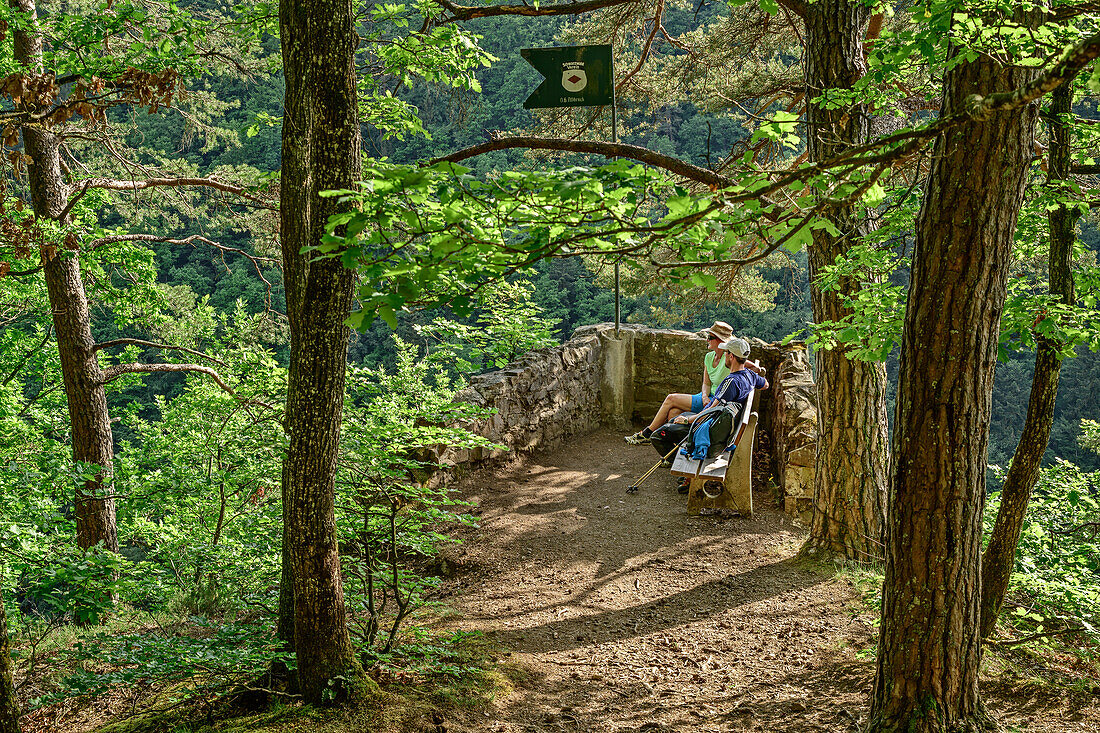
(669, 386), (758, 516)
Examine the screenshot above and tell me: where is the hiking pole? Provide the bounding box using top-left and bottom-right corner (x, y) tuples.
(626, 441), (683, 494)
(626, 411), (709, 494)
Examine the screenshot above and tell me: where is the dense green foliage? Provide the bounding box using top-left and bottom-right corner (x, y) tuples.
(3, 0), (1100, 723)
(0, 328), (503, 706)
(984, 433), (1100, 643)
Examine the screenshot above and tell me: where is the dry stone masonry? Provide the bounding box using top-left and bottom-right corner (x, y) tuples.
(764, 346), (817, 523)
(447, 323), (819, 520)
(450, 335), (603, 462)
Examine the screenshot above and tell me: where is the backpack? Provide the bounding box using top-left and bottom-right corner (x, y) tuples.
(650, 421), (691, 459)
(683, 403), (740, 459)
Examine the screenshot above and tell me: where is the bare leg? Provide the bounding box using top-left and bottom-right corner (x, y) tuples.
(648, 393), (694, 431)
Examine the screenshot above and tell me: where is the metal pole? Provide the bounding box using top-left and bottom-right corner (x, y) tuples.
(611, 56), (620, 336)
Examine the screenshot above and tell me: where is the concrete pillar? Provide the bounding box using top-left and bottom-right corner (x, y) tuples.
(598, 327), (635, 431)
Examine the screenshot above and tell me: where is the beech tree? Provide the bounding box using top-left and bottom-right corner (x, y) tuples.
(980, 75), (1082, 638)
(787, 0), (890, 561)
(10, 0), (120, 554)
(870, 12), (1100, 730)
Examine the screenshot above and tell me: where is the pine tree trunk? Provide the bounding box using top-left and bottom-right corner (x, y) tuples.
(979, 76), (1078, 639)
(869, 44), (1041, 733)
(278, 0), (363, 704)
(0, 579), (20, 733)
(13, 0), (119, 555)
(800, 0), (889, 562)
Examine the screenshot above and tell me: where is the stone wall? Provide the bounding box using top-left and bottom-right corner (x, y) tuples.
(446, 323), (818, 521)
(765, 346), (817, 522)
(449, 333), (603, 463)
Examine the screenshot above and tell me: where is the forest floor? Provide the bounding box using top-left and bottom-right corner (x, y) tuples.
(431, 428), (1100, 733)
(23, 428), (1100, 733)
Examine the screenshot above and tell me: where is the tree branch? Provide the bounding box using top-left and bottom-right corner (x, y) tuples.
(2, 326), (52, 387)
(86, 233), (278, 311)
(426, 85), (1049, 213)
(1050, 521), (1100, 537)
(17, 383), (61, 417)
(616, 0), (664, 92)
(92, 338), (228, 367)
(99, 362), (236, 392)
(66, 176), (276, 213)
(0, 264), (44, 277)
(1051, 1), (1100, 22)
(98, 363), (278, 415)
(987, 627), (1081, 647)
(435, 0), (636, 21)
(965, 32), (1100, 121)
(434, 29), (1100, 194)
(431, 137), (732, 187)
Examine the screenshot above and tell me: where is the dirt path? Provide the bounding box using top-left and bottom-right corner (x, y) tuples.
(437, 429), (1100, 733)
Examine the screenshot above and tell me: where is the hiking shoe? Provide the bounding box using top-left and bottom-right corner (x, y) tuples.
(624, 431), (649, 445)
(677, 477), (691, 494)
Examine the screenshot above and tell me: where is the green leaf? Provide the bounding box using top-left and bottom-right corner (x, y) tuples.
(378, 306), (399, 329)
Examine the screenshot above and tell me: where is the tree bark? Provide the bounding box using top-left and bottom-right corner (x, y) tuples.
(279, 0), (364, 704)
(0, 578), (20, 733)
(12, 0), (119, 555)
(800, 0), (890, 562)
(273, 466), (298, 692)
(979, 76), (1079, 639)
(869, 41), (1042, 733)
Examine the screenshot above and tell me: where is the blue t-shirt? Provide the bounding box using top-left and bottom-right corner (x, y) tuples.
(713, 368), (766, 405)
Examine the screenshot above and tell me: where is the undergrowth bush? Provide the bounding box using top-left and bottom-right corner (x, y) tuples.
(29, 617), (289, 709)
(985, 443), (1100, 644)
(416, 278), (560, 373)
(2, 305), (545, 716)
(339, 335), (502, 657)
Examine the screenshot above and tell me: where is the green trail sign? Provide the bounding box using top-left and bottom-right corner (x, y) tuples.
(521, 45), (614, 109)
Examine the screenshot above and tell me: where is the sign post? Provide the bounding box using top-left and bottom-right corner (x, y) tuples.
(612, 93), (620, 337)
(520, 44), (620, 333)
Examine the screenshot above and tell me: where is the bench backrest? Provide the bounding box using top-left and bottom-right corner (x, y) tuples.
(727, 385), (755, 450)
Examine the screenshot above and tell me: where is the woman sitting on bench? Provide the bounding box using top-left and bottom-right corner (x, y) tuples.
(691, 337), (769, 418)
(650, 337), (768, 492)
(625, 325), (766, 445)
(624, 320), (735, 445)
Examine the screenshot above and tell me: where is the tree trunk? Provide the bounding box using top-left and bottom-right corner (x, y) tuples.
(869, 43), (1041, 733)
(12, 0), (118, 555)
(0, 578), (20, 733)
(979, 76), (1079, 639)
(800, 0), (890, 562)
(279, 0), (364, 705)
(274, 480), (297, 688)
